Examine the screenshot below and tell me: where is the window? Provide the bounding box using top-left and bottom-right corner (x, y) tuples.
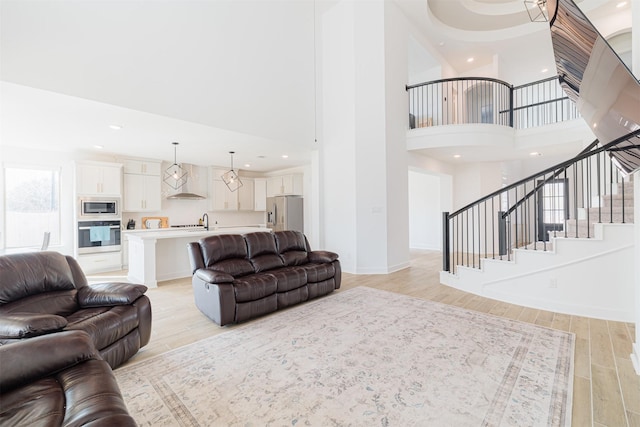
(537, 178), (569, 241)
(4, 167), (60, 249)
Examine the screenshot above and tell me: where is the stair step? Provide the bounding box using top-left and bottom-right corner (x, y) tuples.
(583, 207), (634, 223)
(600, 193), (635, 208)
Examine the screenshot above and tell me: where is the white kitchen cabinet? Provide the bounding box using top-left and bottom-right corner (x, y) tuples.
(123, 159), (162, 176)
(123, 174), (161, 211)
(237, 178), (254, 211)
(254, 178), (267, 211)
(211, 180), (238, 211)
(266, 174), (303, 197)
(123, 159), (161, 212)
(76, 252), (122, 274)
(76, 162), (122, 196)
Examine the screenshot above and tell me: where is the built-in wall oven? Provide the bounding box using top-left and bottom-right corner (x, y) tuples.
(77, 197), (121, 254)
(77, 220), (121, 254)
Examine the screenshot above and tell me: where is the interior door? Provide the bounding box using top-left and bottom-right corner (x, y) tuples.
(537, 178), (569, 241)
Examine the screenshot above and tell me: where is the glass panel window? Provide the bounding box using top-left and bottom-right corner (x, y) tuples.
(4, 167), (60, 249)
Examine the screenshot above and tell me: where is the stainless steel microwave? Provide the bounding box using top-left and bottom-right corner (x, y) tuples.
(79, 197), (120, 219)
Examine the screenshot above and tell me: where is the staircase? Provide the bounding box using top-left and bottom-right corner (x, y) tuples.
(441, 136), (638, 322)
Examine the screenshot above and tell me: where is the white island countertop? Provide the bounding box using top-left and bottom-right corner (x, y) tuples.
(125, 226), (271, 287)
(124, 226), (270, 241)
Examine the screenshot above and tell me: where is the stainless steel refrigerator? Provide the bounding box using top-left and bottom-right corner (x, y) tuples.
(266, 196), (303, 232)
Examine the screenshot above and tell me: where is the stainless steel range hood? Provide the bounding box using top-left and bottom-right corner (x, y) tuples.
(167, 191), (205, 200)
(165, 163), (206, 200)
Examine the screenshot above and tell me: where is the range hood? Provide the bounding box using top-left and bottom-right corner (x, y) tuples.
(166, 191), (205, 200)
(165, 163), (206, 200)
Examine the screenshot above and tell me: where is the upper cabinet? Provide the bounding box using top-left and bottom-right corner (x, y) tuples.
(76, 162), (122, 196)
(254, 178), (267, 211)
(209, 168), (238, 211)
(123, 160), (162, 176)
(266, 174), (303, 197)
(237, 178), (254, 211)
(123, 159), (161, 212)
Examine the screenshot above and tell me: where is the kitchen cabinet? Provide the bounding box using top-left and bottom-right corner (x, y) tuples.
(76, 252), (122, 274)
(123, 174), (161, 211)
(211, 179), (238, 211)
(123, 159), (161, 212)
(76, 162), (122, 196)
(266, 174), (303, 197)
(254, 178), (267, 211)
(237, 178), (254, 211)
(123, 159), (162, 176)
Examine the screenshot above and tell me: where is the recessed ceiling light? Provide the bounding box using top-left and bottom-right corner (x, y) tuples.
(616, 2), (627, 8)
(593, 123), (598, 128)
(453, 154), (461, 158)
(244, 163), (251, 168)
(94, 145), (104, 149)
(529, 151), (542, 156)
(108, 124), (122, 130)
(467, 57), (474, 63)
(541, 68), (549, 73)
(282, 155), (289, 159)
(439, 41), (445, 47)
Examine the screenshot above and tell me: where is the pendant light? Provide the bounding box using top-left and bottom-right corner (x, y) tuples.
(222, 151), (243, 192)
(524, 0), (548, 22)
(163, 142), (188, 190)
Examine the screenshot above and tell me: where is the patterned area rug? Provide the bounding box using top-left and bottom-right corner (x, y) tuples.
(115, 287), (574, 426)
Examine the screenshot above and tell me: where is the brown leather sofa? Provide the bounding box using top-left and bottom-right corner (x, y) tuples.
(0, 330), (137, 426)
(0, 251), (152, 369)
(188, 230), (341, 326)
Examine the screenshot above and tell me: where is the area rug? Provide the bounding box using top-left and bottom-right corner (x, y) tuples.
(114, 286), (574, 426)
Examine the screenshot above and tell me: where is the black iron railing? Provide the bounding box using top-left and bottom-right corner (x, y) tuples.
(442, 129), (640, 274)
(407, 76), (581, 130)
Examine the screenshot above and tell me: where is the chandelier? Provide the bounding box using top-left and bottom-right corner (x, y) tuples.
(221, 151), (243, 192)
(524, 0), (548, 22)
(163, 142), (188, 190)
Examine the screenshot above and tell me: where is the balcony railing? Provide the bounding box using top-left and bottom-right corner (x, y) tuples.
(442, 129), (640, 274)
(407, 76), (581, 130)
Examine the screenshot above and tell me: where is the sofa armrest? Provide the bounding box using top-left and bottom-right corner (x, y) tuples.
(0, 330), (97, 392)
(194, 269), (235, 284)
(308, 250), (339, 263)
(78, 282), (148, 308)
(0, 313), (68, 339)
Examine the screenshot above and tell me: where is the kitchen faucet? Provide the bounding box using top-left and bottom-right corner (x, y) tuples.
(202, 213), (209, 230)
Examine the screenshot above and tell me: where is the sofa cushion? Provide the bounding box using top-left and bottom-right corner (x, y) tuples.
(65, 305), (140, 351)
(245, 232), (285, 272)
(233, 274), (277, 303)
(0, 290), (79, 317)
(274, 231), (309, 266)
(0, 252), (77, 305)
(0, 378), (65, 425)
(268, 267), (308, 292)
(0, 313), (68, 339)
(303, 263), (336, 283)
(277, 285), (309, 308)
(235, 294), (277, 324)
(199, 235), (254, 277)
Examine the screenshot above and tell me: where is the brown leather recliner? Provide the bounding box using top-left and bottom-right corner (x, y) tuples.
(0, 330), (137, 426)
(0, 251), (152, 369)
(188, 230), (341, 326)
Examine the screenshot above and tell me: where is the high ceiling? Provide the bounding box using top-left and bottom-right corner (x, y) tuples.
(0, 0), (632, 171)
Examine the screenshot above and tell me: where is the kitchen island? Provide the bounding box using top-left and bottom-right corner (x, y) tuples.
(124, 227), (271, 287)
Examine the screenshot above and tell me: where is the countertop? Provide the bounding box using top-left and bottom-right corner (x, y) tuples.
(124, 226), (271, 240)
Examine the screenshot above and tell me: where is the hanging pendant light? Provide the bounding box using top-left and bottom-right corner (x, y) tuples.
(524, 0), (548, 22)
(222, 151), (243, 192)
(163, 142), (188, 190)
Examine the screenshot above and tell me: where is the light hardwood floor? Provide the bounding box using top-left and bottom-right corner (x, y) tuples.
(115, 250), (639, 427)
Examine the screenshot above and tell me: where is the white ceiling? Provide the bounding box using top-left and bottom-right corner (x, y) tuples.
(0, 0), (632, 171)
